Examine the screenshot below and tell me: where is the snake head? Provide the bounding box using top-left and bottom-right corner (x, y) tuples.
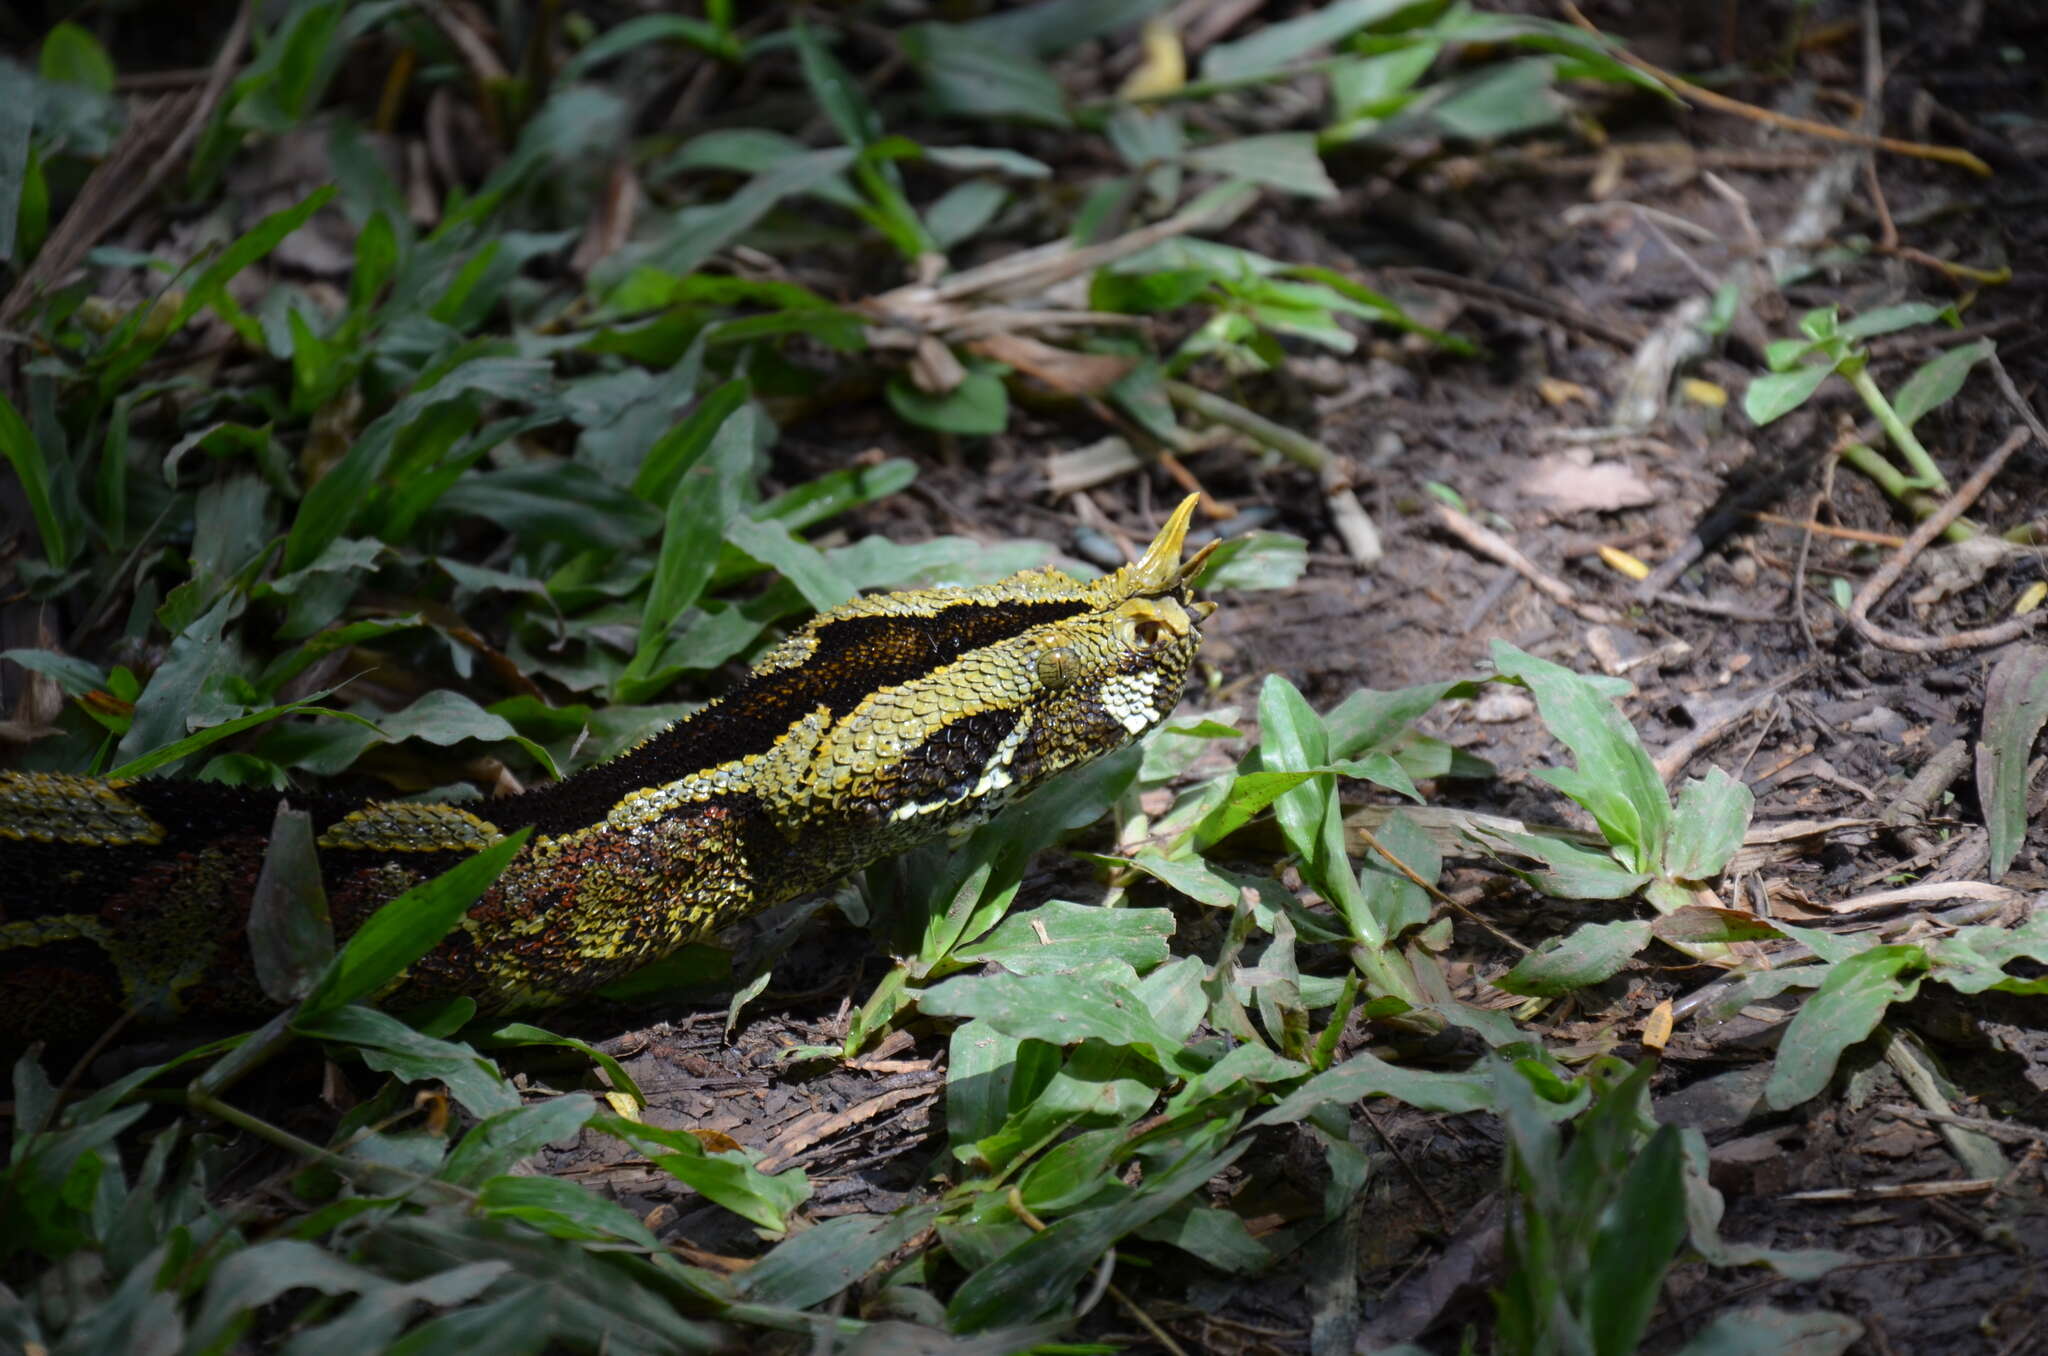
(775, 495), (1217, 831)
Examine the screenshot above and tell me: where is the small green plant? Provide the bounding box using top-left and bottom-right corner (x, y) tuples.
(1743, 303), (1995, 528)
(1477, 642), (1757, 994)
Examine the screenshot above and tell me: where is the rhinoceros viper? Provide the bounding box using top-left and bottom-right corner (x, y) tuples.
(0, 497), (1214, 1046)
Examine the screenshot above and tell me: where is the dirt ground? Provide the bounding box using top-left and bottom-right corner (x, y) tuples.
(518, 3), (2048, 1351)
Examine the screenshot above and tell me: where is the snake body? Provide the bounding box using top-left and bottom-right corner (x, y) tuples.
(0, 500), (1212, 1045)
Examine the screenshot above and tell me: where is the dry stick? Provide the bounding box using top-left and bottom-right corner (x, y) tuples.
(1383, 267), (1644, 350)
(1432, 502), (1621, 623)
(1354, 822), (1530, 955)
(1848, 426), (2041, 653)
(1653, 661), (1818, 783)
(1751, 510), (1906, 548)
(1559, 3), (1990, 176)
(0, 1), (254, 339)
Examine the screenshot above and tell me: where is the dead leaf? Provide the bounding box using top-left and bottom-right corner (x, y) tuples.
(910, 335), (966, 394)
(1517, 454), (1657, 512)
(965, 332), (1134, 396)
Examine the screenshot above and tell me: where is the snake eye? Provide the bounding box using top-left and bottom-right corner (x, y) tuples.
(1036, 646), (1078, 689)
(1122, 618), (1169, 652)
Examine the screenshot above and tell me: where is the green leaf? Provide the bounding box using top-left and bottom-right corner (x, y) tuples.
(630, 379), (749, 504)
(488, 1022), (645, 1107)
(792, 20), (883, 149)
(39, 23), (116, 94)
(559, 13), (739, 79)
(476, 1173), (666, 1248)
(1838, 301), (1949, 341)
(1672, 1307), (1864, 1356)
(1743, 363), (1833, 425)
(916, 963), (1190, 1071)
(1893, 338), (1994, 431)
(1585, 1124), (1687, 1356)
(297, 827), (532, 1019)
(248, 802), (334, 1004)
(1497, 920), (1653, 997)
(1183, 132), (1336, 198)
(723, 516), (855, 613)
(1492, 642), (1670, 871)
(1251, 1049), (1492, 1126)
(905, 25), (1072, 127)
(0, 390), (71, 568)
(103, 187), (336, 391)
(886, 368), (1009, 434)
(1478, 824), (1652, 900)
(1764, 946), (1928, 1110)
(620, 403), (756, 702)
(442, 1095), (598, 1186)
(305, 1005), (519, 1117)
(736, 1204), (943, 1309)
(1203, 0), (1416, 80)
(1977, 644), (2048, 881)
(1664, 765), (1753, 880)
(592, 1115), (810, 1233)
(952, 900), (1175, 974)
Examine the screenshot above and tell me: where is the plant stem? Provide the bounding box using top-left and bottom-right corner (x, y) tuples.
(1848, 366), (1950, 493)
(1838, 443), (1974, 541)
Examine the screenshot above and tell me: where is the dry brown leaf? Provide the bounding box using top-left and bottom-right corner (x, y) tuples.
(1517, 454), (1657, 512)
(965, 332), (1135, 396)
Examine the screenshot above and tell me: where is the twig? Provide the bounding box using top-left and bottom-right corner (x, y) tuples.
(1653, 662), (1816, 782)
(1559, 4), (1990, 176)
(1750, 510), (1906, 547)
(1385, 267), (1643, 350)
(1163, 380), (1329, 471)
(1355, 822), (1529, 954)
(1848, 427), (2042, 653)
(1433, 502), (1621, 623)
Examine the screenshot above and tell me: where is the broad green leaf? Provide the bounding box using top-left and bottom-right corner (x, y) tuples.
(1497, 919), (1652, 997)
(1182, 133), (1335, 198)
(737, 1204), (944, 1309)
(476, 1173), (665, 1248)
(1356, 808), (1437, 939)
(248, 803), (333, 1004)
(1894, 338), (1994, 430)
(916, 963), (1189, 1070)
(724, 516), (854, 612)
(593, 1115), (810, 1232)
(295, 1004), (517, 1117)
(441, 1095), (597, 1186)
(298, 827), (531, 1019)
(1203, 0), (1415, 80)
(948, 1130), (1245, 1330)
(630, 379), (749, 504)
(1664, 765), (1753, 880)
(39, 23), (116, 94)
(1650, 906), (1784, 948)
(1764, 946), (1928, 1110)
(1195, 530), (1308, 590)
(488, 1022), (646, 1107)
(186, 1240), (386, 1353)
(1251, 1049), (1492, 1126)
(1492, 642), (1669, 870)
(2, 647), (104, 694)
(1743, 363), (1833, 425)
(1838, 301), (1949, 341)
(0, 391), (70, 568)
(1672, 1307), (1863, 1356)
(886, 369), (1009, 434)
(952, 900), (1175, 974)
(559, 13), (737, 79)
(1585, 1124), (1686, 1356)
(1927, 915), (2048, 995)
(1976, 644), (2048, 880)
(904, 25), (1071, 128)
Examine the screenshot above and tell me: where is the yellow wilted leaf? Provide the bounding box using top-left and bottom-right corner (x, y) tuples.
(1599, 544), (1651, 580)
(1536, 377), (1593, 409)
(1120, 19), (1184, 100)
(2015, 581), (2046, 616)
(604, 1090), (643, 1122)
(1643, 999), (1674, 1052)
(1681, 378), (1728, 408)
